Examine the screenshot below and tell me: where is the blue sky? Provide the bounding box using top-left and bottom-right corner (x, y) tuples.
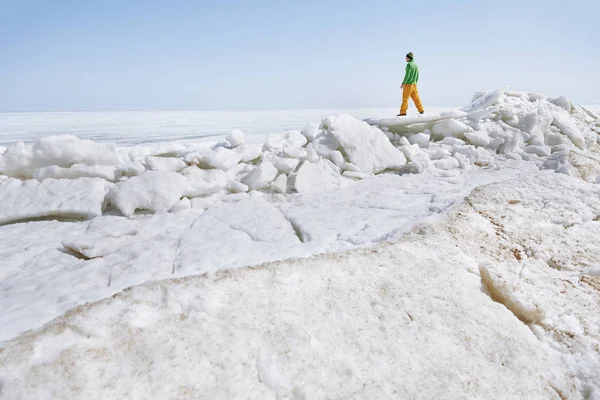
(1, 0), (598, 111)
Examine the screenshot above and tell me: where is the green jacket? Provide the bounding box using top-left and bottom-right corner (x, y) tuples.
(402, 60), (419, 85)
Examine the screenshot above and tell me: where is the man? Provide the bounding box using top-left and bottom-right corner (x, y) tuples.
(398, 52), (424, 116)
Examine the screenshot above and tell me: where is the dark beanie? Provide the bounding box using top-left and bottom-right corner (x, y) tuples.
(406, 52), (414, 60)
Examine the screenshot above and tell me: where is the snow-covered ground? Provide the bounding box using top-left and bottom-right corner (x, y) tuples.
(1, 91), (600, 398)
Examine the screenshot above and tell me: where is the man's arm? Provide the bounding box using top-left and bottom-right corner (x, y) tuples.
(401, 63), (410, 88)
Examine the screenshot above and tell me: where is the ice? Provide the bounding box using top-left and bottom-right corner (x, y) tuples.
(432, 118), (472, 138)
(2, 171), (599, 398)
(549, 95), (572, 111)
(524, 145), (551, 157)
(552, 111), (586, 149)
(2, 90), (600, 398)
(265, 130), (308, 152)
(267, 154), (299, 174)
(202, 147), (242, 170)
(364, 110), (468, 128)
(408, 132), (430, 146)
(226, 129), (245, 148)
(300, 123), (321, 141)
(0, 135), (129, 179)
(33, 164), (118, 181)
(145, 155), (187, 172)
(464, 130), (491, 147)
(270, 174), (287, 194)
(241, 161), (279, 191)
(294, 159), (342, 193)
(461, 90), (504, 113)
(181, 167), (227, 197)
(0, 177), (107, 225)
(109, 171), (188, 217)
(435, 157), (460, 170)
(328, 114), (406, 174)
(234, 144), (263, 162)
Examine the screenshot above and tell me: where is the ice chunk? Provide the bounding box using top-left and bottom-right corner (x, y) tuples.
(265, 131), (308, 152)
(145, 156), (187, 172)
(549, 96), (571, 111)
(461, 90), (504, 113)
(330, 151), (345, 167)
(342, 171), (371, 180)
(33, 164), (118, 182)
(408, 132), (431, 146)
(365, 110), (467, 128)
(342, 162), (361, 172)
(110, 171), (187, 217)
(528, 92), (547, 102)
(171, 197), (192, 213)
(552, 112), (585, 149)
(328, 115), (406, 174)
(241, 161), (279, 191)
(400, 144), (430, 173)
(294, 160), (341, 193)
(270, 174), (287, 194)
(181, 167), (227, 197)
(541, 151), (579, 176)
(398, 136), (410, 146)
(0, 135), (130, 179)
(300, 123), (321, 142)
(227, 181), (249, 193)
(426, 147), (452, 160)
(190, 191), (225, 210)
(464, 131), (491, 147)
(432, 119), (472, 138)
(435, 157), (460, 170)
(524, 146), (551, 157)
(0, 177), (107, 225)
(226, 129), (245, 148)
(234, 144), (263, 163)
(202, 147), (242, 170)
(272, 157), (299, 174)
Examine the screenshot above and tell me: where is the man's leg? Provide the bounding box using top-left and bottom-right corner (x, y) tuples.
(411, 85), (424, 113)
(400, 84), (412, 115)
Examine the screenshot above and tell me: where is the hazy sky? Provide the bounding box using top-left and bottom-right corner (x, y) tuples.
(1, 0), (598, 111)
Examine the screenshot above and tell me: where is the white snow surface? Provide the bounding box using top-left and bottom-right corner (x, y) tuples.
(1, 172), (600, 399)
(1, 90), (600, 398)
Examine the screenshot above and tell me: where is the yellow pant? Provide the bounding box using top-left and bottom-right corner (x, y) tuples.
(400, 84), (424, 115)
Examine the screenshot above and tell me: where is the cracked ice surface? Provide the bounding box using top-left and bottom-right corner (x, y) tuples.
(1, 171), (599, 399)
(0, 160), (537, 341)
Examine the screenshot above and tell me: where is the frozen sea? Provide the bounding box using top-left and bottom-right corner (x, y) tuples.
(0, 107), (453, 146)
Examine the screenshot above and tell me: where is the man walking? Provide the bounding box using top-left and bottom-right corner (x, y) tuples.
(398, 52), (424, 116)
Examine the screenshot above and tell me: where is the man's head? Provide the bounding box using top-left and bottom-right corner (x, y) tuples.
(406, 52), (414, 62)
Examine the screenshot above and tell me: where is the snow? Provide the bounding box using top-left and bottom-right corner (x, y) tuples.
(1, 172), (599, 398)
(1, 90), (600, 398)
